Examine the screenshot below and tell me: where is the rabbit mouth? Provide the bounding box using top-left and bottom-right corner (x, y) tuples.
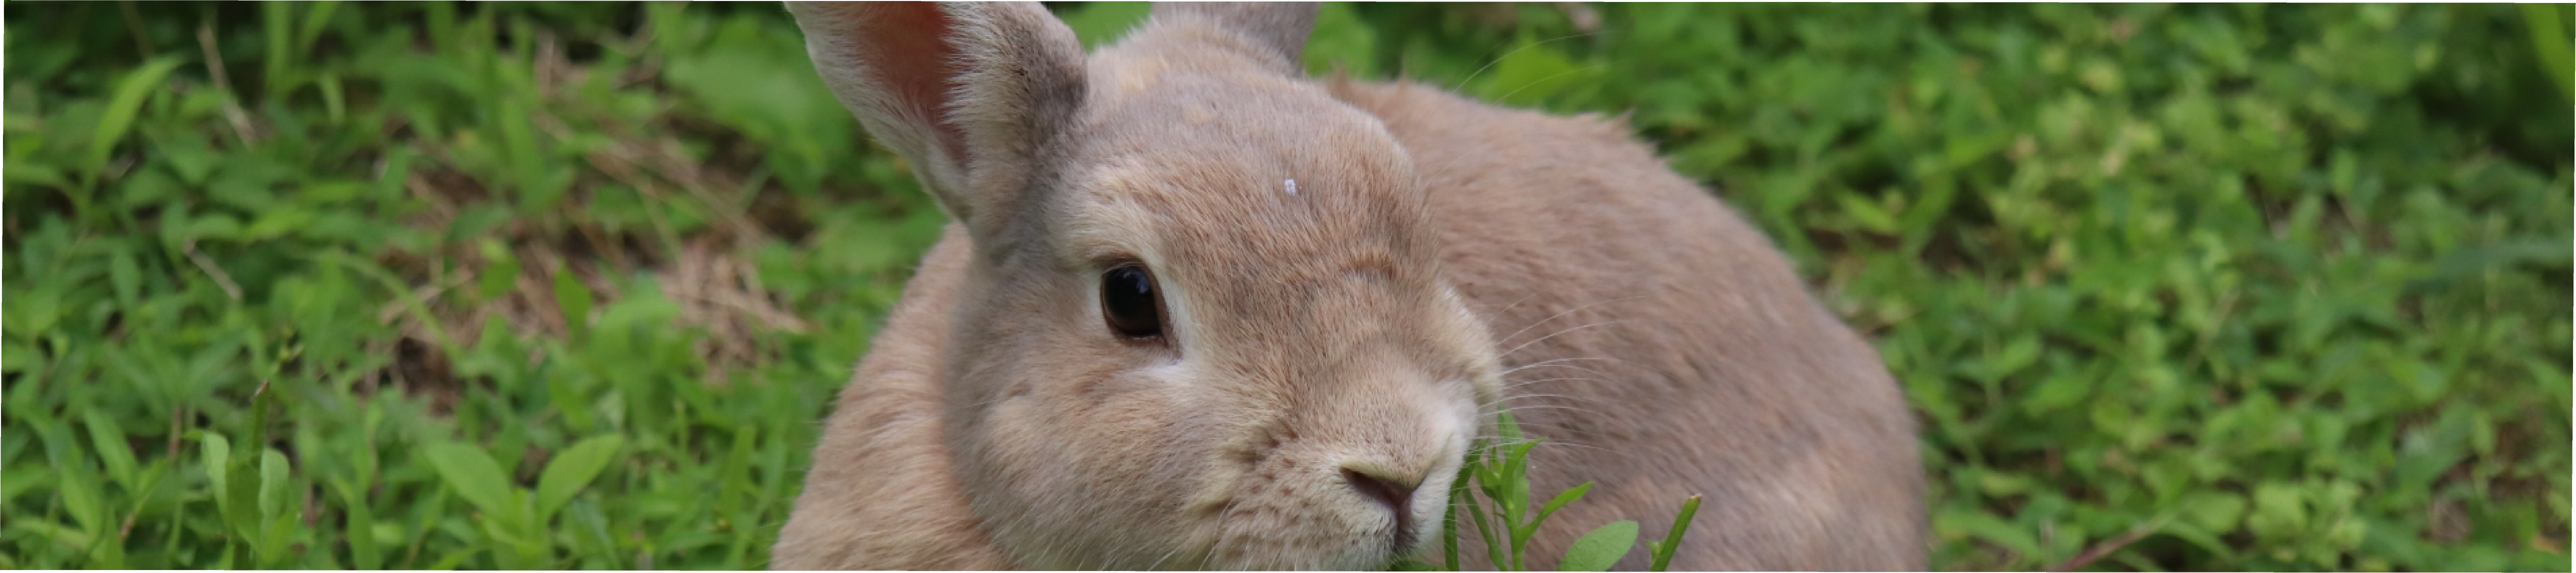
(1175, 481), (1453, 571)
(1344, 467), (1425, 549)
(1388, 460), (1464, 561)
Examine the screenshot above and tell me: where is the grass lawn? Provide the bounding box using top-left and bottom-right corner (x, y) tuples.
(4, 2), (2569, 570)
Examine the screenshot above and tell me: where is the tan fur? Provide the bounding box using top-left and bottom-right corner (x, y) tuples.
(774, 2), (1924, 571)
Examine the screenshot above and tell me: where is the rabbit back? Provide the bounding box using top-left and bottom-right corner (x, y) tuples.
(1331, 80), (1929, 571)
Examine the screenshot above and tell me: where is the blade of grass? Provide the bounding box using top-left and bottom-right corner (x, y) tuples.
(262, 2), (294, 100)
(85, 56), (185, 187)
(1646, 495), (1702, 572)
(2522, 3), (2573, 103)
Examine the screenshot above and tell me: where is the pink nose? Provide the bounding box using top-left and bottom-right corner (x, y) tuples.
(1343, 468), (1423, 546)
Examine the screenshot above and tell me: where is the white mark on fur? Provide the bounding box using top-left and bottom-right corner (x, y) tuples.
(1284, 179), (1298, 195)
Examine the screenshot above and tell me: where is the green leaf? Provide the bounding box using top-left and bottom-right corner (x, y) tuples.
(81, 411), (138, 486)
(1519, 482), (1593, 548)
(262, 1), (297, 99)
(242, 207), (317, 241)
(186, 213), (245, 243)
(1460, 485), (1508, 570)
(87, 56), (187, 183)
(1943, 509), (2042, 557)
(2246, 483), (2308, 540)
(1443, 461), (1473, 571)
(22, 520), (95, 556)
(2400, 238), (2569, 294)
(478, 239), (523, 301)
(108, 248), (142, 307)
(201, 434), (234, 491)
(1838, 192), (1900, 234)
(3, 287), (63, 344)
(424, 442), (518, 520)
(535, 434), (625, 520)
(254, 449), (294, 565)
(1, 158), (71, 189)
(1304, 1), (1381, 77)
(296, 0), (339, 54)
(2185, 492), (2248, 532)
(57, 457), (106, 534)
(1500, 441), (1539, 517)
(1473, 33), (1590, 107)
(319, 72), (347, 124)
(0, 467), (52, 507)
(1558, 520), (1638, 572)
(552, 266), (594, 340)
(2523, 3), (2574, 103)
(222, 449), (262, 547)
(1985, 334), (2042, 381)
(0, 341), (35, 386)
(331, 477), (382, 570)
(2021, 372), (2093, 414)
(258, 449), (290, 523)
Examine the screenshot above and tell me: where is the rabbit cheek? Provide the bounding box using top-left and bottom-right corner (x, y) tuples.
(957, 365), (1239, 569)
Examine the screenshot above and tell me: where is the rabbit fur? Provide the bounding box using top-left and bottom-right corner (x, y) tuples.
(770, 2), (1926, 571)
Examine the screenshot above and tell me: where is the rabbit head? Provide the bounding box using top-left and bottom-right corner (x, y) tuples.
(786, 2), (1503, 569)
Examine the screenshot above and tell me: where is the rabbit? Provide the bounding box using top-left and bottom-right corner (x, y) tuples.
(769, 2), (1926, 571)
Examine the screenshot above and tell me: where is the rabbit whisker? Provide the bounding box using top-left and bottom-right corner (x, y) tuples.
(1480, 390), (1601, 410)
(1450, 31), (1602, 93)
(1465, 431), (1627, 462)
(1486, 291), (1545, 324)
(1495, 376), (1614, 393)
(1498, 319), (1634, 359)
(1135, 541), (1181, 571)
(1502, 358), (1624, 379)
(1199, 495), (1249, 570)
(1493, 61), (1614, 104)
(1484, 403), (1602, 418)
(1491, 295), (1650, 349)
(1481, 393), (1603, 412)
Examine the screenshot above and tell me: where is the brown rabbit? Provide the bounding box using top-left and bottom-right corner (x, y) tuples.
(769, 2), (1925, 571)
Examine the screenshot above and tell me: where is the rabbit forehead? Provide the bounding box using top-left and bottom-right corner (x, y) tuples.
(1048, 80), (1428, 266)
(1055, 150), (1429, 295)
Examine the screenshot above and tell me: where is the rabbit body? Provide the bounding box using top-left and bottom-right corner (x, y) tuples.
(772, 3), (1924, 571)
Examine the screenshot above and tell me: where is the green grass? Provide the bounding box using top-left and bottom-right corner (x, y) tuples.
(4, 2), (2569, 571)
(1390, 412), (1702, 572)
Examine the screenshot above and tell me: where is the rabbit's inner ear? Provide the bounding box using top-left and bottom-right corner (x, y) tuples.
(787, 1), (1089, 238)
(789, 2), (970, 197)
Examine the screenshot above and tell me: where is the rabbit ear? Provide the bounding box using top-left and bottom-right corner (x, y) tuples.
(1148, 2), (1318, 74)
(786, 1), (1087, 234)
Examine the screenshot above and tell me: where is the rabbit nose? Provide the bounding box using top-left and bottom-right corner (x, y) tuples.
(1342, 467), (1423, 545)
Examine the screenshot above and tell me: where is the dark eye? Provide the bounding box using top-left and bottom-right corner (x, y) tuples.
(1100, 264), (1166, 339)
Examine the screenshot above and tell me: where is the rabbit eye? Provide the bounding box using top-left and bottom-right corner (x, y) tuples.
(1100, 264), (1166, 339)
